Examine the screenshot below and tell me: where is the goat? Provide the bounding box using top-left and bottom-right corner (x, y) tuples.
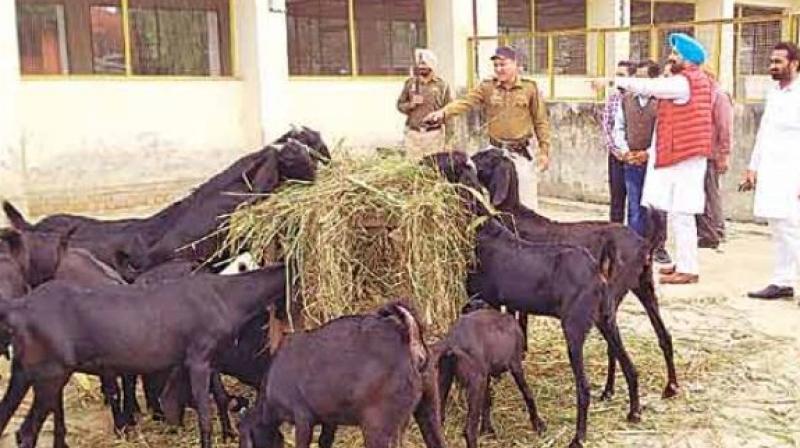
(467, 218), (639, 448)
(0, 265), (286, 448)
(437, 299), (545, 448)
(471, 148), (678, 400)
(238, 302), (446, 448)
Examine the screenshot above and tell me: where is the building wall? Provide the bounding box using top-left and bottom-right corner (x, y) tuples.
(287, 79), (406, 151)
(17, 79), (260, 213)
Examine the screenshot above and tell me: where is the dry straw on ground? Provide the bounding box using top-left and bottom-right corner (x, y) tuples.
(221, 152), (478, 334)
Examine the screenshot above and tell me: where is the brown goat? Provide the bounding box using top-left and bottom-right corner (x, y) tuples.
(239, 302), (446, 448)
(437, 300), (545, 448)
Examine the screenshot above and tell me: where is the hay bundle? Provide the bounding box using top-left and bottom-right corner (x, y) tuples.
(222, 153), (477, 334)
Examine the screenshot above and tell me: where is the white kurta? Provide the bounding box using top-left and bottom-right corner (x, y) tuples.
(615, 76), (707, 215)
(748, 78), (800, 220)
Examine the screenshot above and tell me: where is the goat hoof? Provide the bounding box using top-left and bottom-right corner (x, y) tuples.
(568, 438), (584, 448)
(534, 419), (547, 435)
(223, 430), (237, 442)
(662, 383), (680, 399)
(599, 390), (615, 401)
(479, 425), (496, 436)
(627, 411), (642, 423)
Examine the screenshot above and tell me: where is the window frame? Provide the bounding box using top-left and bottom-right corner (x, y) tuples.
(16, 0), (237, 80)
(287, 0), (430, 79)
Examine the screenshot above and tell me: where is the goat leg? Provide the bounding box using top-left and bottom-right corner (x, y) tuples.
(0, 359), (31, 436)
(632, 278), (678, 399)
(596, 318), (641, 423)
(479, 377), (496, 436)
(463, 374), (486, 448)
(210, 372), (236, 441)
(318, 424), (337, 448)
(187, 361), (214, 448)
(510, 358), (546, 435)
(563, 322), (590, 448)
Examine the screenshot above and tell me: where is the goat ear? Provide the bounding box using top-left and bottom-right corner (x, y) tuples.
(55, 226), (77, 264)
(489, 165), (511, 207)
(2, 201), (33, 231)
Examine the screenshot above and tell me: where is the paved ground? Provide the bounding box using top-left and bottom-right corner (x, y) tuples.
(1, 198), (798, 447)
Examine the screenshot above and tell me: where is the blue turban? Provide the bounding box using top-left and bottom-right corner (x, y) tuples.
(669, 33), (707, 65)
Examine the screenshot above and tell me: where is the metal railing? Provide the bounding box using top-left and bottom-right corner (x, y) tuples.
(467, 13), (800, 103)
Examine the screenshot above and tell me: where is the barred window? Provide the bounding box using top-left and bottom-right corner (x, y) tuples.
(129, 0), (231, 76)
(498, 0), (535, 74)
(355, 0), (426, 75)
(90, 5), (124, 74)
(630, 1), (695, 63)
(287, 0), (426, 76)
(16, 2), (69, 74)
(535, 0), (586, 75)
(15, 0), (231, 77)
(737, 6), (783, 76)
(287, 0), (351, 76)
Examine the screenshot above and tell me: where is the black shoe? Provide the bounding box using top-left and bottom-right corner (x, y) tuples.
(747, 285), (795, 300)
(697, 238), (720, 249)
(654, 248), (672, 265)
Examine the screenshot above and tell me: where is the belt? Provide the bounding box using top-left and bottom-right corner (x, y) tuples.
(408, 123), (442, 132)
(489, 137), (532, 160)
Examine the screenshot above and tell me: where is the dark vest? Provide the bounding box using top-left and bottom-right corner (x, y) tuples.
(621, 93), (658, 151)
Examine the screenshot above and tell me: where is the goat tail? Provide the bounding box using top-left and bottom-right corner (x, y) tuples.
(598, 239), (617, 283)
(2, 201), (33, 231)
(377, 301), (427, 371)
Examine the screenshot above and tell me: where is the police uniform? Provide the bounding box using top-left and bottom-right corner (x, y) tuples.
(397, 75), (452, 159)
(442, 76), (551, 209)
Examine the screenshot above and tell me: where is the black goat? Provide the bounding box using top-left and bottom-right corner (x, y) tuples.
(468, 218), (639, 448)
(437, 300), (545, 448)
(0, 265), (286, 448)
(239, 302), (445, 448)
(471, 148), (678, 400)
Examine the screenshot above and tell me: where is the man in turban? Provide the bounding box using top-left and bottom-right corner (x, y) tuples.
(396, 49), (453, 159)
(593, 33), (714, 284)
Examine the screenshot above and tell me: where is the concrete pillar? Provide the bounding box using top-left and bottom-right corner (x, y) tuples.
(0, 0), (25, 219)
(696, 0), (735, 93)
(427, 0), (498, 91)
(238, 0), (291, 146)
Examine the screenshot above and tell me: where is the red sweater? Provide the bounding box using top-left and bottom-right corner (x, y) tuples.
(655, 66), (713, 168)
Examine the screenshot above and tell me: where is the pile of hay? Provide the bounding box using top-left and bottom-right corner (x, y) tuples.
(221, 152), (478, 334)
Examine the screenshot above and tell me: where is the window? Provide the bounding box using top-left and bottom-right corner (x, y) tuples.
(287, 0), (351, 76)
(129, 0), (230, 76)
(630, 1), (695, 63)
(286, 0), (426, 76)
(498, 0), (535, 74)
(535, 0), (586, 75)
(354, 0), (426, 75)
(90, 5), (124, 74)
(15, 0), (232, 77)
(737, 6), (783, 75)
(16, 3), (68, 74)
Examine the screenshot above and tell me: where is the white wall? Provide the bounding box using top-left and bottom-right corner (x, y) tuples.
(0, 0), (23, 215)
(17, 80), (258, 192)
(287, 79), (406, 152)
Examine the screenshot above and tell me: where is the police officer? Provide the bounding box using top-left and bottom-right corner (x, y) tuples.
(425, 46), (551, 209)
(396, 49), (452, 160)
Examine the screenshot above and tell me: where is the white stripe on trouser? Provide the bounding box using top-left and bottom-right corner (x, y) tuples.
(768, 218), (800, 287)
(670, 212), (699, 275)
(506, 151), (539, 210)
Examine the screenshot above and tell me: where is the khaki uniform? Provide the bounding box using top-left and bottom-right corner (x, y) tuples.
(397, 76), (452, 159)
(443, 77), (552, 209)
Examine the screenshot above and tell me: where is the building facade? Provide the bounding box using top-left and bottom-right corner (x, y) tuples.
(1, 0), (798, 219)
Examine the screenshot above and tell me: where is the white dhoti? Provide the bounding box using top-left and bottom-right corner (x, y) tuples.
(768, 211), (800, 287)
(642, 152), (707, 275)
(501, 148), (539, 210)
